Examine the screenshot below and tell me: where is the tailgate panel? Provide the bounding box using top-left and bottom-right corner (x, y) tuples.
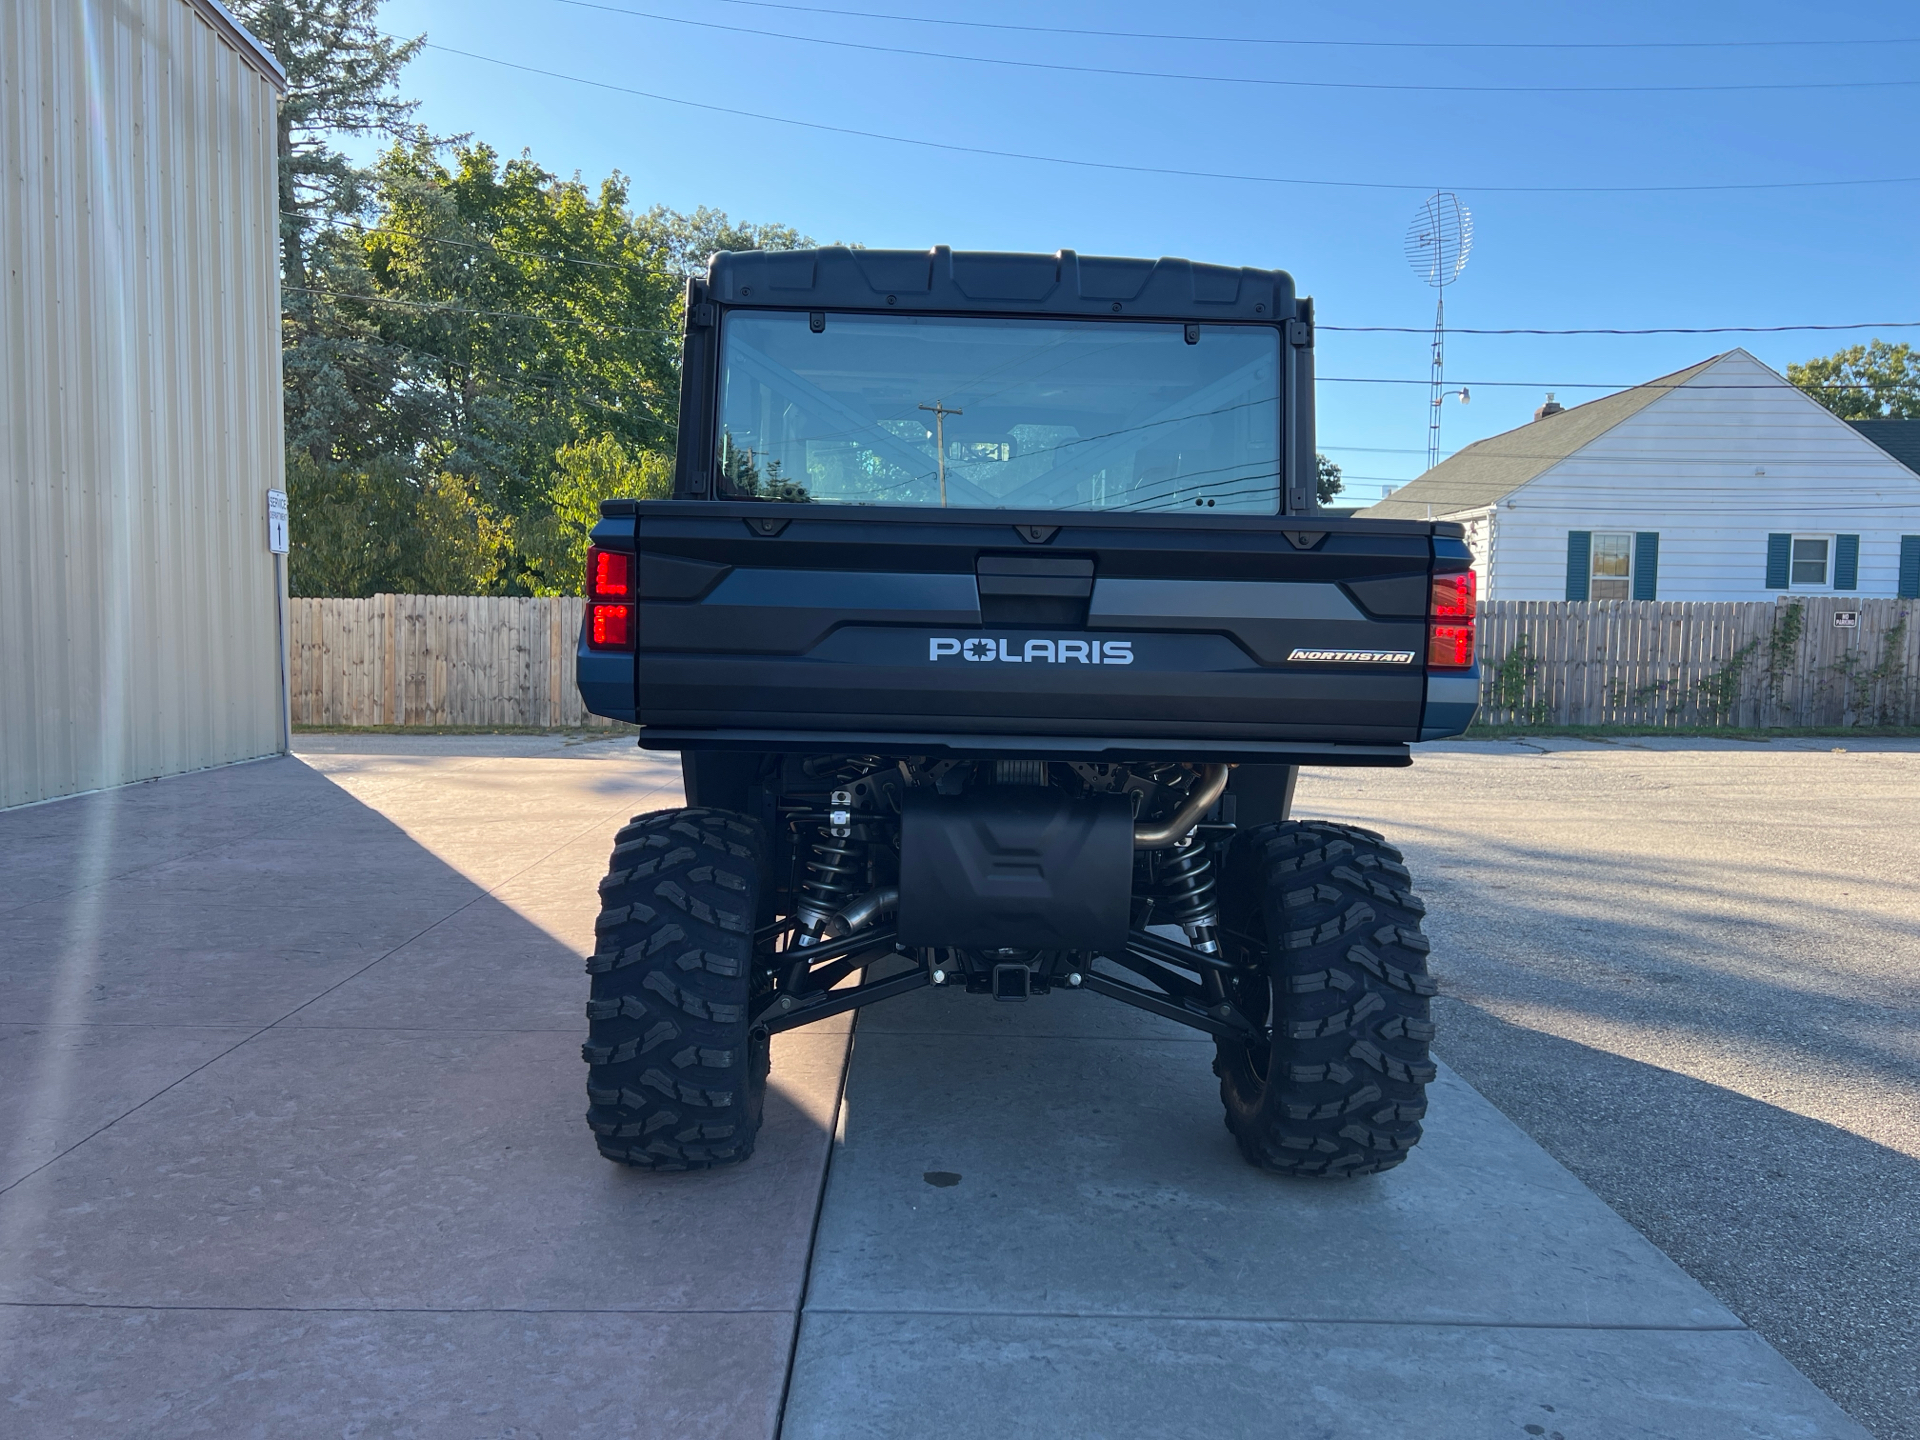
(630, 503), (1440, 748)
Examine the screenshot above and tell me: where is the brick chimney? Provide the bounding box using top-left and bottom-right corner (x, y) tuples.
(1533, 392), (1564, 421)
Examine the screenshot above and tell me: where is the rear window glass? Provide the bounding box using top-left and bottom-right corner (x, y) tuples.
(715, 311), (1282, 512)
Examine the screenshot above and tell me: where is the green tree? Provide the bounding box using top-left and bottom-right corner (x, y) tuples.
(286, 455), (509, 596)
(1316, 453), (1343, 505)
(518, 436), (673, 595)
(227, 0), (427, 465)
(642, 205), (815, 280)
(1788, 340), (1920, 420)
(235, 4), (833, 594)
(357, 142), (681, 522)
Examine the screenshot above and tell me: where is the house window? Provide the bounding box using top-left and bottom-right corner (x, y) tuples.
(1590, 532), (1633, 600)
(1790, 535), (1829, 589)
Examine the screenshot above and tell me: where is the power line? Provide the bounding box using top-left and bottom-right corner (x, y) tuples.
(1341, 499), (1920, 514)
(360, 227), (658, 279)
(1329, 457), (1920, 470)
(286, 323), (671, 423)
(1322, 321), (1920, 335)
(693, 0), (1920, 54)
(289, 287), (1891, 394)
(1318, 377), (1882, 391)
(286, 284), (680, 339)
(282, 210), (669, 281)
(416, 40), (1920, 196)
(547, 0), (1920, 94)
(1195, 468), (1920, 512)
(287, 215), (1920, 337)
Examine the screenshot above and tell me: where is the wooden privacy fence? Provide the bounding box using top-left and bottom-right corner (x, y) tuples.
(1477, 598), (1919, 728)
(289, 596), (619, 728)
(290, 594), (1919, 731)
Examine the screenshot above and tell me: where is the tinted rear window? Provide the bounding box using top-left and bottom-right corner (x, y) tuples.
(715, 311), (1282, 512)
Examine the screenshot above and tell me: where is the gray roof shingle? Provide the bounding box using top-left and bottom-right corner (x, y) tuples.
(1846, 419), (1920, 477)
(1356, 354), (1727, 520)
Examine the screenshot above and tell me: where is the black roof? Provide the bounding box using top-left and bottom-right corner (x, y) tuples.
(1847, 419), (1920, 477)
(705, 246), (1298, 324)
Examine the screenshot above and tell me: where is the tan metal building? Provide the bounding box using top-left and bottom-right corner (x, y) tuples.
(1, 0), (288, 808)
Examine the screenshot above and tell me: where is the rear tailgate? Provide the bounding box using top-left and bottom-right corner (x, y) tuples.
(600, 502), (1471, 760)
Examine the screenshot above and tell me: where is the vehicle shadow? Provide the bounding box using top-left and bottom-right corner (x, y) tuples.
(0, 750), (837, 1438)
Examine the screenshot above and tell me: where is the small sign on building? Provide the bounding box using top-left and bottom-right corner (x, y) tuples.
(266, 489), (288, 554)
(1834, 610), (1859, 629)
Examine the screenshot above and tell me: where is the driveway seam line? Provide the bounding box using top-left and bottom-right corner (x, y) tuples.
(0, 1301), (798, 1316)
(796, 1307), (1751, 1332)
(772, 1013), (858, 1440)
(859, 1031), (1211, 1042)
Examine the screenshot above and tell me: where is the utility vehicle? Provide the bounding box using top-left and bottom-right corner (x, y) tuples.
(576, 247), (1477, 1176)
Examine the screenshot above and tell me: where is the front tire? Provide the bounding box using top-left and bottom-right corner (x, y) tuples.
(582, 807), (769, 1170)
(1214, 821), (1437, 1177)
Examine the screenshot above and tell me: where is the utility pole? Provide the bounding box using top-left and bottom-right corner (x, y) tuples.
(918, 401), (963, 506)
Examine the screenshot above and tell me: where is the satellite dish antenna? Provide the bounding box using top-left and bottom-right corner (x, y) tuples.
(1405, 192), (1473, 472)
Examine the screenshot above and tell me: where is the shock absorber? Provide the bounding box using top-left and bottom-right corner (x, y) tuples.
(793, 789), (863, 943)
(1158, 836), (1222, 956)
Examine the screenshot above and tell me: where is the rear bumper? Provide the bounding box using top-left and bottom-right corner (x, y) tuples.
(636, 726), (1411, 767)
(1420, 672), (1481, 740)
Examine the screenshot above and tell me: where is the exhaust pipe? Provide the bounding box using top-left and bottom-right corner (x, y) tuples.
(1133, 764), (1231, 849)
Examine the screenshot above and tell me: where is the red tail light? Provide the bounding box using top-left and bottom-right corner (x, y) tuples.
(589, 603), (633, 650)
(585, 547), (635, 651)
(1428, 624), (1475, 668)
(1431, 570), (1476, 619)
(1428, 570), (1477, 669)
(586, 546), (632, 600)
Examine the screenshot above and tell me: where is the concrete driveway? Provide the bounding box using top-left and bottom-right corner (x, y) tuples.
(1314, 737), (1920, 1440)
(0, 734), (1906, 1438)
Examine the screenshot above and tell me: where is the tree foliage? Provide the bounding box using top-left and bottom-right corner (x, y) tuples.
(1316, 453), (1343, 504)
(643, 205), (815, 281)
(356, 143), (681, 508)
(518, 437), (673, 596)
(286, 455), (509, 597)
(227, 1), (426, 466)
(240, 2), (821, 596)
(1788, 340), (1920, 420)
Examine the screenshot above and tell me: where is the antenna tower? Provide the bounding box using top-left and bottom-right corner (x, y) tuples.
(1404, 192), (1473, 472)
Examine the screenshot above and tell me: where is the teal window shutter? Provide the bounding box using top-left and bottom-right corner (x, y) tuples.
(1765, 533), (1791, 590)
(1901, 535), (1920, 599)
(1565, 531), (1591, 600)
(1633, 532), (1659, 600)
(1834, 534), (1860, 592)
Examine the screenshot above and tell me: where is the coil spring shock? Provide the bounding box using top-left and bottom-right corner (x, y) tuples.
(1158, 837), (1222, 956)
(795, 825), (862, 941)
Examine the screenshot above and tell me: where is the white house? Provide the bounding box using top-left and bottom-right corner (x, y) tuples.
(1358, 350), (1920, 602)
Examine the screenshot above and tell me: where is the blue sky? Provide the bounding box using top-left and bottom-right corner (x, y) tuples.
(368, 0), (1920, 501)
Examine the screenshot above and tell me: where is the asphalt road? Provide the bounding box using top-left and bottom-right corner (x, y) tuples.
(1303, 737), (1920, 1440)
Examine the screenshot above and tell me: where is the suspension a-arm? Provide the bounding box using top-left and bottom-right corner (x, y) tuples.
(753, 940), (927, 1034)
(1082, 930), (1261, 1041)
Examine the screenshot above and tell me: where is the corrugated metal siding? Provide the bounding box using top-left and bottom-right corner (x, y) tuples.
(1, 0), (286, 808)
(1480, 354), (1920, 601)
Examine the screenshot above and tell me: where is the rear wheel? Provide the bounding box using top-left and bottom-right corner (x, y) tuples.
(582, 807), (770, 1170)
(1214, 820), (1437, 1177)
